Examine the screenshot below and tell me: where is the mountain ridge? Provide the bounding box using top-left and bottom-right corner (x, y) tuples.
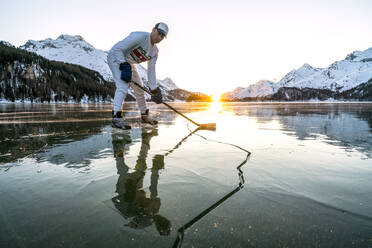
(222, 47), (372, 101)
(4, 37), (371, 101)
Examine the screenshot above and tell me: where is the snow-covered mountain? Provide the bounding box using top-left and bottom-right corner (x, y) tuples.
(20, 34), (179, 92)
(21, 35), (113, 81)
(0, 42), (115, 103)
(223, 80), (276, 99)
(223, 47), (372, 101)
(277, 49), (372, 91)
(0, 40), (15, 48)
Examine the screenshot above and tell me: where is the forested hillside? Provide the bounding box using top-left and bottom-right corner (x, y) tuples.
(0, 43), (115, 102)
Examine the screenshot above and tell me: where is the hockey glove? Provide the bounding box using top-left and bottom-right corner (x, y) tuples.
(119, 62), (132, 82)
(150, 87), (163, 104)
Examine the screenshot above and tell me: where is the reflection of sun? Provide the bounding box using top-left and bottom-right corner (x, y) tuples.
(211, 94), (221, 102)
(209, 101), (223, 113)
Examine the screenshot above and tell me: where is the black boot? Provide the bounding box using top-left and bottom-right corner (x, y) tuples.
(112, 111), (131, 130)
(141, 109), (158, 125)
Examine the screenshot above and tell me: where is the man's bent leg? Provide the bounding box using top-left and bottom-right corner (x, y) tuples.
(130, 66), (158, 125)
(130, 66), (147, 114)
(108, 54), (131, 129)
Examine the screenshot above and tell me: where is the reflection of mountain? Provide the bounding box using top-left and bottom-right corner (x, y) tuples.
(33, 125), (158, 170)
(232, 104), (372, 157)
(35, 126), (115, 168)
(357, 110), (372, 130)
(0, 105), (178, 166)
(279, 113), (372, 156)
(0, 121), (106, 164)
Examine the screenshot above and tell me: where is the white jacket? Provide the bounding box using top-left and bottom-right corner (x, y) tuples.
(109, 32), (158, 89)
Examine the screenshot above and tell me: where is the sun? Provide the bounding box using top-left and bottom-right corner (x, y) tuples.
(211, 94), (221, 102)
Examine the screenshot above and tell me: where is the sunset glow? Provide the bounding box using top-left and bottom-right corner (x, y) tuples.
(211, 94), (222, 102)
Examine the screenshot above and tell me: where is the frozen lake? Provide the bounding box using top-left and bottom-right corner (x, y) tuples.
(1, 102), (372, 247)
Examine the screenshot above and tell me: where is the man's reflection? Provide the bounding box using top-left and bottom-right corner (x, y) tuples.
(111, 129), (171, 236)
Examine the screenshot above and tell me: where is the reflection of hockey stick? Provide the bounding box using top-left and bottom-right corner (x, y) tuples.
(172, 127), (251, 248)
(164, 127), (200, 157)
(131, 81), (216, 130)
(150, 127), (201, 171)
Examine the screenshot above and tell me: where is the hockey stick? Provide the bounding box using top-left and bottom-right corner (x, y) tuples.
(131, 81), (216, 131)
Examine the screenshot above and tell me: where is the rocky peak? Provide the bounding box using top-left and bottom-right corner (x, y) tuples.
(57, 34), (85, 42)
(21, 35), (95, 52)
(256, 79), (275, 86)
(159, 77), (178, 90)
(301, 63), (313, 70)
(345, 47), (372, 62)
(0, 40), (15, 48)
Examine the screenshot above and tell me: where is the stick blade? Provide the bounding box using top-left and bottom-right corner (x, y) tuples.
(198, 123), (217, 131)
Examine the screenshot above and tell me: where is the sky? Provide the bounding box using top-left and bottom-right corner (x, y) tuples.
(1, 0), (372, 96)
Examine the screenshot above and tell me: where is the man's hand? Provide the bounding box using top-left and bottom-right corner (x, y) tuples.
(150, 87), (163, 104)
(119, 62), (132, 82)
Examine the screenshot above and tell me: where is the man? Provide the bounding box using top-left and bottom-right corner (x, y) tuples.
(108, 22), (168, 129)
